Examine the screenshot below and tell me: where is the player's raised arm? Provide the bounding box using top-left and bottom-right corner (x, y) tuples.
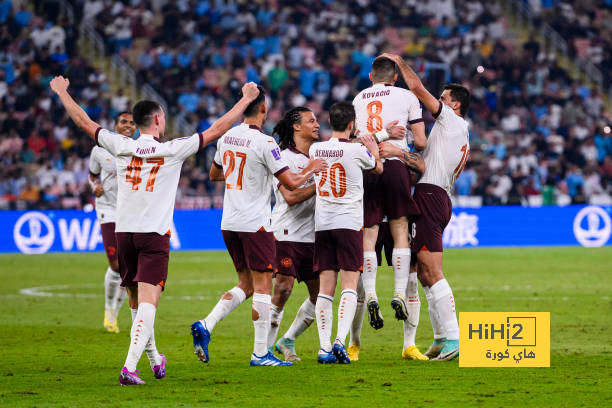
(277, 157), (327, 191)
(379, 142), (425, 174)
(50, 76), (101, 140)
(279, 184), (316, 206)
(201, 82), (261, 146)
(381, 53), (440, 117)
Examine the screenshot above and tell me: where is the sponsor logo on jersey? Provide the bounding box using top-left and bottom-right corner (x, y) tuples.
(271, 147), (281, 160)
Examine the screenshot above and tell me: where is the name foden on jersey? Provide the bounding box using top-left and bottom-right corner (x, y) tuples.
(135, 146), (157, 155)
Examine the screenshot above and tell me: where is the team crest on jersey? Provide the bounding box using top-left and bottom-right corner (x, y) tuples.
(271, 147), (281, 160)
(280, 257), (292, 268)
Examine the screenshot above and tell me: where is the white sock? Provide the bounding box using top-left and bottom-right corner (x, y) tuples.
(131, 308), (161, 367)
(392, 248), (410, 296)
(104, 267), (121, 311)
(335, 289), (358, 345)
(403, 272), (420, 348)
(430, 279), (459, 340)
(349, 278), (365, 347)
(362, 251), (378, 301)
(252, 292), (271, 357)
(202, 286), (246, 333)
(124, 302), (156, 372)
(113, 287), (127, 317)
(316, 294), (334, 352)
(424, 286), (446, 339)
(267, 304), (284, 349)
(284, 298), (315, 340)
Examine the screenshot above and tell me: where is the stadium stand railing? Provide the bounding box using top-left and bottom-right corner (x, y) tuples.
(502, 0), (609, 106)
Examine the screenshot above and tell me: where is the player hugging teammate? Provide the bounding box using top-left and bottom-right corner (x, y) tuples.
(50, 50), (469, 378)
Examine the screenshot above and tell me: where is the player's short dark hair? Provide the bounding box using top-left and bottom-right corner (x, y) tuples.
(444, 83), (470, 117)
(132, 101), (162, 127)
(114, 111), (132, 124)
(371, 56), (396, 83)
(241, 85), (266, 117)
(274, 107), (312, 150)
(329, 101), (355, 132)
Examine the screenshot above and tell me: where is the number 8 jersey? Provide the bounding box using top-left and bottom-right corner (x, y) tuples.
(352, 83), (422, 159)
(213, 124), (289, 232)
(96, 128), (204, 235)
(309, 138), (376, 232)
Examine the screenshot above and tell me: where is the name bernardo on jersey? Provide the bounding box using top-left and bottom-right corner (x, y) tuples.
(314, 149), (344, 158)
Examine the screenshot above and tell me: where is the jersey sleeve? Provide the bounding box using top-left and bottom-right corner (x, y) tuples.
(95, 128), (121, 156)
(89, 147), (101, 175)
(354, 144), (376, 170)
(406, 92), (424, 124)
(213, 138), (223, 168)
(262, 139), (289, 177)
(433, 102), (454, 126)
(166, 133), (203, 161)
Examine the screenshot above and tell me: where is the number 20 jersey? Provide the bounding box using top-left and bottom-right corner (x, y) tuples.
(352, 83), (422, 158)
(214, 123), (289, 232)
(96, 128), (203, 235)
(309, 138), (376, 232)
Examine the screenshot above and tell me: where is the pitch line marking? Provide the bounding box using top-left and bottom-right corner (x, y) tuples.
(18, 283), (212, 301)
(15, 284), (610, 302)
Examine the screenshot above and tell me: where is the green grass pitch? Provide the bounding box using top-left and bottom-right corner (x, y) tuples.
(1, 247), (611, 407)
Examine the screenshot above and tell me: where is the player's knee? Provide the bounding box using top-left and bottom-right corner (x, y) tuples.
(222, 292), (233, 301)
(251, 308), (259, 321)
(276, 280), (293, 300)
(241, 285), (254, 299)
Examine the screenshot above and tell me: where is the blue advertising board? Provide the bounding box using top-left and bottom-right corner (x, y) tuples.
(1, 205), (610, 254)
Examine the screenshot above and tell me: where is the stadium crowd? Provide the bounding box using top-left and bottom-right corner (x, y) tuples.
(1, 0), (611, 210)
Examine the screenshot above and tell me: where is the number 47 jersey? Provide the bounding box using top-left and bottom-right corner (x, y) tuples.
(96, 128), (204, 235)
(309, 138), (376, 232)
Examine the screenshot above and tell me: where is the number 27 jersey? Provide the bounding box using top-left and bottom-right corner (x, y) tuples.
(214, 124), (289, 232)
(309, 138), (376, 232)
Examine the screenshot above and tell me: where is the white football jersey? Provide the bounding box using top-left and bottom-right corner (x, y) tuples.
(89, 145), (117, 223)
(271, 147), (315, 243)
(309, 138), (376, 231)
(214, 123), (289, 232)
(353, 83), (422, 159)
(418, 103), (470, 195)
(96, 128), (203, 235)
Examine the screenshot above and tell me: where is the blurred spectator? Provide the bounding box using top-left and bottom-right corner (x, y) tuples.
(1, 0), (611, 210)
